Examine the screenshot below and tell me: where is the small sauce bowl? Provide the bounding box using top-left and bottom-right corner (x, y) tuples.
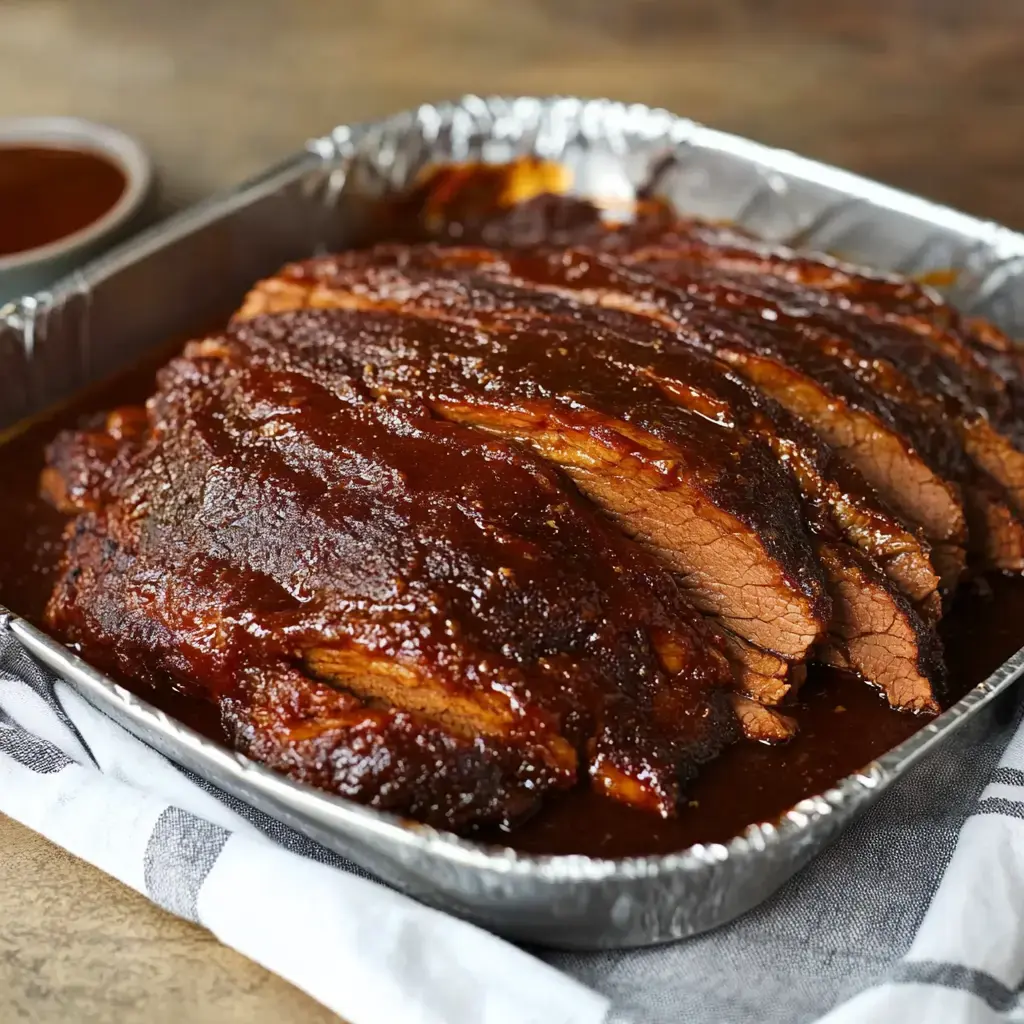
(0, 117), (152, 303)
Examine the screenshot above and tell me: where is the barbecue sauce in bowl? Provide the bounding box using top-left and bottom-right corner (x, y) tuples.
(0, 146), (126, 259)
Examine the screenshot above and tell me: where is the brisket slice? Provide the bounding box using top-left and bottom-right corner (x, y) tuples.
(730, 695), (797, 744)
(223, 305), (829, 663)
(238, 256), (944, 710)
(716, 627), (805, 706)
(812, 541), (941, 712)
(44, 339), (741, 823)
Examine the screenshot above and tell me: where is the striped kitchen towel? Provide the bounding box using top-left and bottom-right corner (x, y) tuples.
(2, 626), (1023, 1024)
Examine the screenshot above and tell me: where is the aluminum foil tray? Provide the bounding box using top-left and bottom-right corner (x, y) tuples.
(3, 95), (1024, 950)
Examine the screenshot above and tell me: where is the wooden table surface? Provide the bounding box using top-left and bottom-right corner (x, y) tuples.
(2, 1), (1024, 1020)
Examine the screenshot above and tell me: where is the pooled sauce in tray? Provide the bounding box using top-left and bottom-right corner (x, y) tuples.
(0, 346), (1021, 858)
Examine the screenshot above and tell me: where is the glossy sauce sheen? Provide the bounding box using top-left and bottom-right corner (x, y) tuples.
(0, 345), (1020, 857)
(0, 146), (126, 257)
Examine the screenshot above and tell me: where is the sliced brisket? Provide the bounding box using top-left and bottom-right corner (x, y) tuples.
(240, 251), (946, 708)
(43, 338), (741, 824)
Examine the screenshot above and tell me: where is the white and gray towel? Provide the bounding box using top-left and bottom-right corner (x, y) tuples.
(2, 627), (1023, 1024)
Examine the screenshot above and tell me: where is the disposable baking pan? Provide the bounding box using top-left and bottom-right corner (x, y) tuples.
(3, 95), (1024, 949)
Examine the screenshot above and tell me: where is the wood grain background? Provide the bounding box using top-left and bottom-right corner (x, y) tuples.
(1, 1), (1023, 1019)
